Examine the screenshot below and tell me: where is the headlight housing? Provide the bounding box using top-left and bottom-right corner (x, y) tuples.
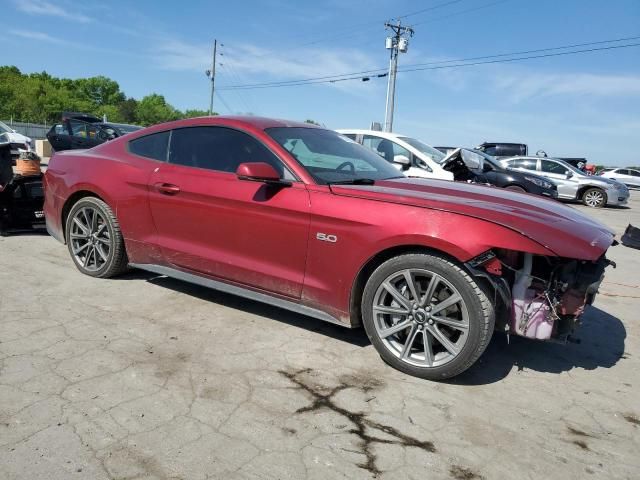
(524, 176), (553, 189)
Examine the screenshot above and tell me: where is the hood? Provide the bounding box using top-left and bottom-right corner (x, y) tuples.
(586, 175), (626, 188)
(330, 177), (614, 261)
(1, 131), (31, 144)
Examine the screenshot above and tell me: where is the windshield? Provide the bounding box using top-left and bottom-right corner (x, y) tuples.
(0, 121), (12, 134)
(266, 127), (403, 184)
(552, 158), (585, 176)
(397, 136), (445, 163)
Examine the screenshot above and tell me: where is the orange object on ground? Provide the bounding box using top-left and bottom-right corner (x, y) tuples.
(15, 153), (41, 176)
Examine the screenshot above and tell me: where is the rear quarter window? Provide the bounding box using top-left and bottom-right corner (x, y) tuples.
(128, 131), (170, 161)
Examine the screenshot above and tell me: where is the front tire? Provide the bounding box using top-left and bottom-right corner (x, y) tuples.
(505, 185), (526, 193)
(582, 188), (607, 208)
(65, 197), (128, 278)
(361, 253), (494, 380)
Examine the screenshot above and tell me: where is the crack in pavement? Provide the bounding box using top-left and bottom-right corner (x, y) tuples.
(279, 368), (436, 477)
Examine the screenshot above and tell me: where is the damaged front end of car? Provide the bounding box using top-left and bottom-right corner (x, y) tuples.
(466, 248), (615, 343)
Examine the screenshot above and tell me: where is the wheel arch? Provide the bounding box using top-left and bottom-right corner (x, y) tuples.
(61, 190), (108, 243)
(348, 244), (461, 327)
(577, 184), (605, 199)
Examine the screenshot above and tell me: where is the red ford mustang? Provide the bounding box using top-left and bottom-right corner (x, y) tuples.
(43, 116), (615, 379)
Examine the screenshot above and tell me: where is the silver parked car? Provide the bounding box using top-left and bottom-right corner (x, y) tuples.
(599, 168), (640, 188)
(499, 156), (629, 208)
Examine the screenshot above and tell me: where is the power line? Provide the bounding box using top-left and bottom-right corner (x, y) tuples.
(244, 0), (475, 61)
(400, 42), (640, 73)
(394, 34), (640, 68)
(219, 35), (640, 90)
(219, 63), (254, 113)
(410, 0), (511, 26)
(397, 0), (469, 19)
(214, 91), (234, 113)
(218, 41), (640, 91)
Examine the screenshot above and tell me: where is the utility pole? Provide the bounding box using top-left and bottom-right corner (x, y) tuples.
(206, 39), (218, 116)
(383, 21), (413, 132)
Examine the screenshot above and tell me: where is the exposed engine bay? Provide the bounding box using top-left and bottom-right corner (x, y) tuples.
(468, 249), (613, 342)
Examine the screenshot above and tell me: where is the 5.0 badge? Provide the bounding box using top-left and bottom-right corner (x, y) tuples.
(316, 232), (337, 243)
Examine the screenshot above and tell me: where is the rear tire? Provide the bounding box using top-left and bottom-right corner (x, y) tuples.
(65, 197), (128, 278)
(582, 188), (606, 208)
(361, 253), (494, 380)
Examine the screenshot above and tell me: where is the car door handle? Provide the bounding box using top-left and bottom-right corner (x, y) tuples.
(154, 183), (181, 195)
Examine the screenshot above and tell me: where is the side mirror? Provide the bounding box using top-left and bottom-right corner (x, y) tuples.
(393, 154), (411, 167)
(566, 171), (573, 179)
(236, 162), (289, 185)
(482, 162), (493, 172)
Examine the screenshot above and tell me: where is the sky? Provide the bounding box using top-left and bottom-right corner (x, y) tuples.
(2, 0), (640, 165)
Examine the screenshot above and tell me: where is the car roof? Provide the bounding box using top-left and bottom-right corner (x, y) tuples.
(117, 116), (325, 143)
(501, 156), (562, 161)
(164, 116), (319, 130)
(335, 129), (411, 140)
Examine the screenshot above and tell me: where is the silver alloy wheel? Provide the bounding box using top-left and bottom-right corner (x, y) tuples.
(372, 269), (469, 368)
(69, 206), (111, 272)
(584, 189), (604, 207)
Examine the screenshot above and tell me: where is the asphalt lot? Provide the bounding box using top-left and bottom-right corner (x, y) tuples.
(1, 193), (639, 480)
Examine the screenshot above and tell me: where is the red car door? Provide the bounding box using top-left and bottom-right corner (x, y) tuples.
(148, 126), (310, 298)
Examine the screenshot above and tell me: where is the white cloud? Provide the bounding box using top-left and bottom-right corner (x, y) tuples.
(153, 39), (381, 93)
(9, 29), (69, 45)
(13, 0), (92, 23)
(9, 28), (145, 59)
(494, 72), (640, 102)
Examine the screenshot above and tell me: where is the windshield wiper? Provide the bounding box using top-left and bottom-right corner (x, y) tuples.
(327, 178), (376, 186)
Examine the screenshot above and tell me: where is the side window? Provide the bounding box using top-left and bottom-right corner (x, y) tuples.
(86, 123), (100, 140)
(54, 124), (67, 135)
(98, 127), (117, 142)
(69, 120), (100, 139)
(498, 145), (526, 157)
(129, 131), (170, 161)
(341, 133), (357, 141)
(510, 158), (537, 170)
(482, 146), (498, 156)
(540, 160), (568, 175)
(616, 169), (629, 175)
(168, 126), (291, 178)
(362, 135), (410, 163)
(69, 120), (87, 138)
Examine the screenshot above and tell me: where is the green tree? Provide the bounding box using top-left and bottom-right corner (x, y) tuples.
(0, 65), (210, 126)
(135, 94), (181, 126)
(76, 76), (125, 107)
(183, 109), (211, 118)
(117, 97), (139, 123)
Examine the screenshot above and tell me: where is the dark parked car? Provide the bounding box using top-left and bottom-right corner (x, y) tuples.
(441, 148), (558, 198)
(44, 116), (614, 380)
(476, 142), (528, 158)
(46, 112), (142, 152)
(0, 144), (45, 234)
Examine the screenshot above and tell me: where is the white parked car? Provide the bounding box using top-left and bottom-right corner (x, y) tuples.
(336, 129), (453, 181)
(599, 168), (640, 188)
(0, 121), (32, 158)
